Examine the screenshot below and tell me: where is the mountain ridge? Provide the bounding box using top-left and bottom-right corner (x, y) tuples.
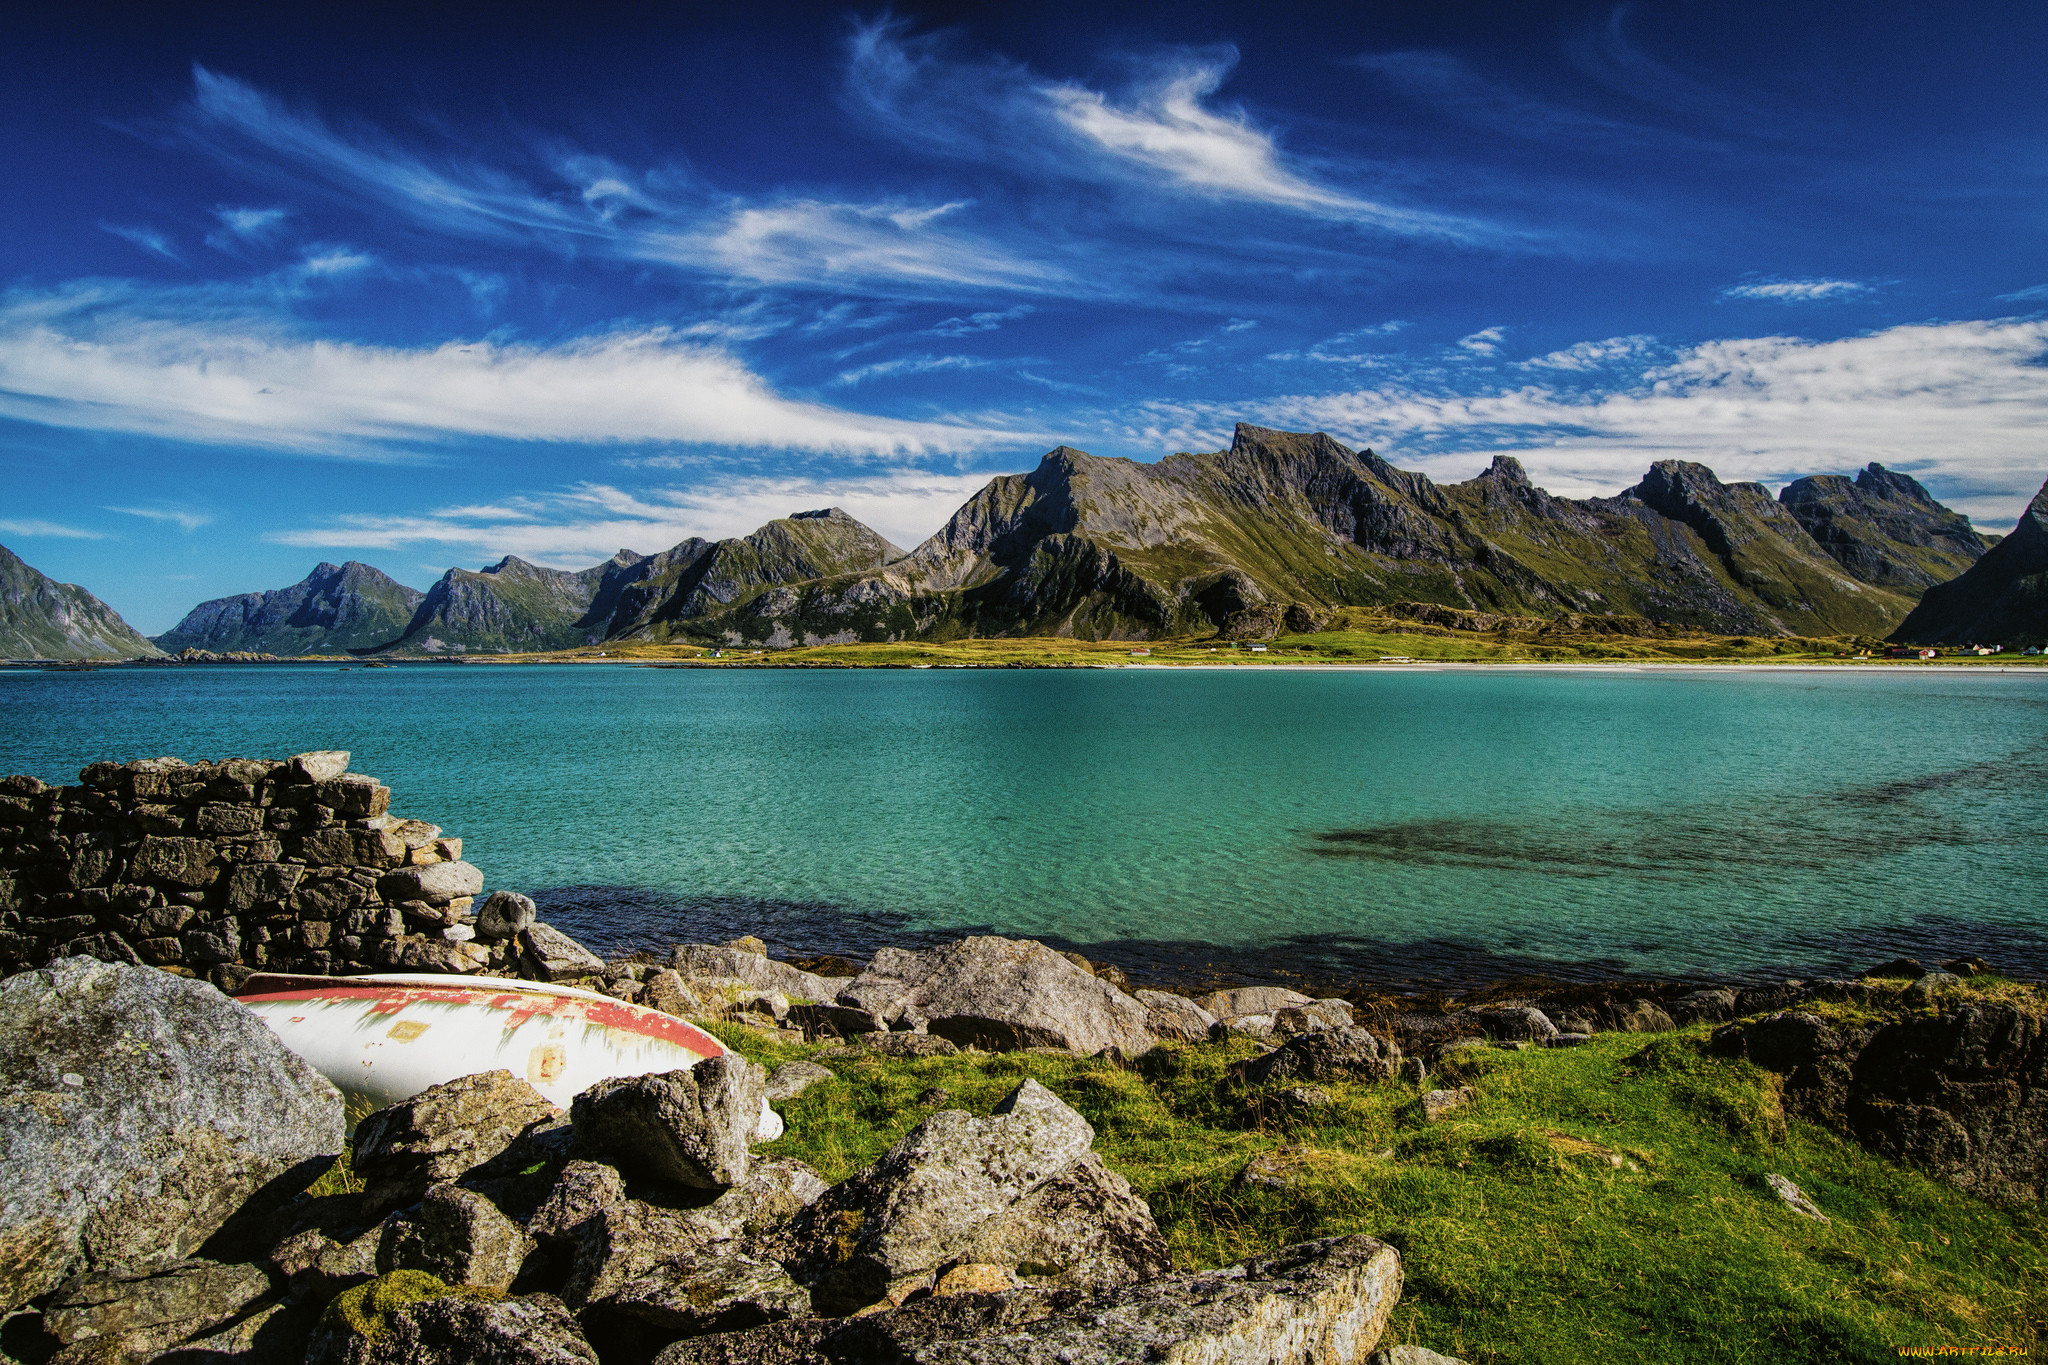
(0, 545), (161, 660)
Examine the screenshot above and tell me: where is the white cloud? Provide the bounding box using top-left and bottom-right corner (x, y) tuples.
(925, 304), (1034, 336)
(184, 68), (1063, 298)
(267, 470), (1008, 565)
(0, 283), (1023, 459)
(106, 505), (213, 532)
(0, 519), (105, 540)
(1456, 326), (1507, 355)
(213, 206), (289, 240)
(1721, 279), (1869, 302)
(100, 224), (179, 261)
(831, 354), (997, 387)
(300, 248), (374, 276)
(1519, 335), (1658, 371)
(1997, 284), (2048, 303)
(1192, 318), (2048, 530)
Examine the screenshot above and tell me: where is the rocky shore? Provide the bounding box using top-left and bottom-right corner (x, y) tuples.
(1, 755), (2043, 1361)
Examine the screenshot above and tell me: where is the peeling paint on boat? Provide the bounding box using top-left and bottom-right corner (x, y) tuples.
(232, 971), (728, 1110)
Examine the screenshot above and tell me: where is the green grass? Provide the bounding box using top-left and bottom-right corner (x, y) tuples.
(708, 1018), (2047, 1362)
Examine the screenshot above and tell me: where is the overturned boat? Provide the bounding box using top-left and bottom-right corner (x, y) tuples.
(232, 972), (775, 1133)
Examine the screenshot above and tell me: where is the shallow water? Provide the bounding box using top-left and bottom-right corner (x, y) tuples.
(3, 664), (2044, 985)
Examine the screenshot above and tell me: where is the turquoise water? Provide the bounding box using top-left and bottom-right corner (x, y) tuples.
(3, 664), (2045, 985)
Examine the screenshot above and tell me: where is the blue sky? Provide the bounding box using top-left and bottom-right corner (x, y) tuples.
(5, 0), (2048, 632)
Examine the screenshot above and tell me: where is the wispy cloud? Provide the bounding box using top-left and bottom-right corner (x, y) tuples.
(267, 470), (1006, 565)
(830, 353), (998, 387)
(1456, 326), (1507, 355)
(0, 281), (1024, 459)
(182, 67), (1066, 298)
(1721, 278), (1869, 302)
(211, 205), (290, 243)
(1996, 284), (2048, 303)
(844, 23), (1510, 244)
(106, 505), (213, 532)
(0, 518), (106, 540)
(100, 224), (180, 262)
(925, 304), (1034, 336)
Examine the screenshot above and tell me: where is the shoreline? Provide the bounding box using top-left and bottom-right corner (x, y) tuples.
(6, 656), (2044, 673)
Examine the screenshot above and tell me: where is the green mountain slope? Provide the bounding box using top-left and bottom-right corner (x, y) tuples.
(152, 561), (424, 655)
(1891, 476), (2048, 645)
(697, 425), (1935, 645)
(0, 543), (161, 660)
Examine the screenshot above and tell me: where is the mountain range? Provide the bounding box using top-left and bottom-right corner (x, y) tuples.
(6, 424), (2043, 659)
(0, 544), (161, 660)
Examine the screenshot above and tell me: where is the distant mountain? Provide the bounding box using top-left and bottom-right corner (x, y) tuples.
(0, 544), (161, 660)
(1892, 476), (2048, 645)
(386, 550), (649, 654)
(1779, 464), (1988, 591)
(153, 561), (424, 655)
(696, 424), (1940, 645)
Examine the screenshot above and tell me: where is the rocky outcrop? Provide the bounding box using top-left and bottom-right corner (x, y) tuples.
(1893, 475), (2048, 645)
(0, 956), (342, 1309)
(0, 542), (161, 660)
(0, 751), (600, 985)
(153, 561), (425, 656)
(832, 937), (1156, 1056)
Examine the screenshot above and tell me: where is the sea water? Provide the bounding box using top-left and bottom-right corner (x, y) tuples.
(3, 663), (2043, 985)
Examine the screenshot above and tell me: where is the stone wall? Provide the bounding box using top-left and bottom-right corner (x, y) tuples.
(0, 751), (566, 987)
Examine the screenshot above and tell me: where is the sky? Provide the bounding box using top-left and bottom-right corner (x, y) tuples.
(4, 0), (2048, 633)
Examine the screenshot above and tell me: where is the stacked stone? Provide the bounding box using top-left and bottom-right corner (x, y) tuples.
(0, 751), (547, 987)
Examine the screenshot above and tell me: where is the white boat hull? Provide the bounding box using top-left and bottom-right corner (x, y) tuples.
(232, 972), (740, 1115)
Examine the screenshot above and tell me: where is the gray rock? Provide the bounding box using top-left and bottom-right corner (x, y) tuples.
(322, 1289), (597, 1365)
(685, 1158), (829, 1243)
(528, 1160), (629, 1245)
(1131, 990), (1217, 1044)
(763, 1061), (835, 1103)
(1371, 1347), (1469, 1365)
(352, 1070), (560, 1211)
(1239, 1027), (1399, 1085)
(907, 1233), (1402, 1365)
(593, 1243), (813, 1341)
(0, 957), (342, 1310)
(1613, 999), (1676, 1033)
(1764, 1173), (1828, 1222)
(1214, 1012), (1279, 1041)
(563, 1200), (712, 1310)
(1472, 1006), (1558, 1042)
(1195, 985), (1312, 1020)
(950, 1151), (1172, 1291)
(1419, 1087), (1475, 1122)
(1279, 1084), (1335, 1111)
(1904, 971), (1964, 1004)
(1273, 999), (1357, 1036)
(572, 1055), (763, 1190)
(859, 1031), (960, 1058)
(1545, 1033), (1593, 1048)
(292, 750), (352, 783)
(380, 1184), (535, 1291)
(474, 890), (538, 943)
(43, 1258), (272, 1348)
(523, 922), (606, 981)
(671, 944), (838, 1004)
(733, 989), (792, 1023)
(1670, 987), (1738, 1024)
(838, 938), (1156, 1057)
(378, 861), (484, 905)
(645, 969), (707, 1019)
(785, 1079), (1095, 1313)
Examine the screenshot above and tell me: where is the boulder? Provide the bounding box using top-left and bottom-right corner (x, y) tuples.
(1861, 957), (1926, 980)
(1472, 1006), (1557, 1042)
(1132, 990), (1217, 1044)
(1196, 986), (1312, 1021)
(1734, 983), (1806, 1015)
(292, 750), (352, 783)
(572, 1056), (763, 1191)
(1844, 1002), (2048, 1200)
(43, 1258), (273, 1349)
(1274, 999), (1357, 1036)
(1419, 1088), (1474, 1122)
(562, 1201), (712, 1310)
(671, 944), (838, 1003)
(835, 938), (1156, 1057)
(351, 1070), (561, 1211)
(1371, 1348), (1469, 1365)
(1905, 971), (1965, 1004)
(523, 923), (607, 981)
(1239, 1027), (1399, 1085)
(1670, 988), (1738, 1025)
(1708, 1011), (1851, 1118)
(784, 1079), (1095, 1313)
(763, 1061), (835, 1103)
(319, 1287), (597, 1365)
(379, 861), (484, 905)
(380, 1185), (534, 1292)
(0, 957), (342, 1310)
(949, 1151), (1172, 1291)
(645, 969), (707, 1019)
(528, 1161), (629, 1246)
(474, 890), (537, 943)
(684, 1158), (830, 1243)
(588, 1243), (812, 1344)
(858, 1031), (960, 1058)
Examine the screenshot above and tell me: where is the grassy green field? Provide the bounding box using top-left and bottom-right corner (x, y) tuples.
(705, 1004), (2046, 1363)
